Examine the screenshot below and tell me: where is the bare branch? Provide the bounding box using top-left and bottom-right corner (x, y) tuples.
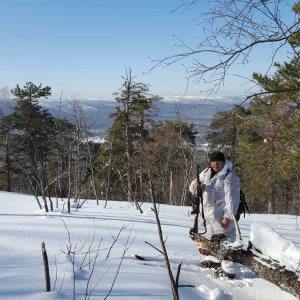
(151, 0), (300, 93)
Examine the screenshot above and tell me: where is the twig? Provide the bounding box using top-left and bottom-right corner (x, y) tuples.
(144, 241), (164, 255)
(175, 263), (182, 287)
(104, 225), (135, 300)
(106, 224), (129, 259)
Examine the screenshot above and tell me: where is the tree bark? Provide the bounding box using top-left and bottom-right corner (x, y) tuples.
(42, 242), (51, 292)
(192, 234), (300, 298)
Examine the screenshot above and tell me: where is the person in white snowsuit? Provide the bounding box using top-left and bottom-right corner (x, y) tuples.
(189, 151), (240, 242)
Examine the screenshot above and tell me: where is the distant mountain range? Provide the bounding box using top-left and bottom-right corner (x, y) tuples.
(0, 96), (244, 143)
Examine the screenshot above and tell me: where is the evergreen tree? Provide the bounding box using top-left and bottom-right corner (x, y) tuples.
(206, 51), (300, 214)
(100, 69), (160, 210)
(2, 82), (56, 211)
(235, 48), (300, 213)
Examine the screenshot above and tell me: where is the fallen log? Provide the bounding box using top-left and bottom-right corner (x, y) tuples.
(192, 233), (300, 298)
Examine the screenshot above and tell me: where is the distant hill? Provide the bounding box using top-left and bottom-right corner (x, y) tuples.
(0, 96), (243, 143)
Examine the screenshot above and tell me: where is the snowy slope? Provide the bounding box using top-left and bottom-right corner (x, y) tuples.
(0, 191), (298, 300)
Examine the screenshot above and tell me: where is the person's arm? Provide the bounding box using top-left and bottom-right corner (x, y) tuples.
(221, 218), (229, 228)
(189, 169), (205, 196)
(189, 179), (198, 196)
(223, 173), (240, 223)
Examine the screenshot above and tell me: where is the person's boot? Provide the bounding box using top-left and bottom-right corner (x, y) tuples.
(214, 260), (236, 279)
(210, 233), (226, 242)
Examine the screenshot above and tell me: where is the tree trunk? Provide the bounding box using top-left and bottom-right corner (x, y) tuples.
(41, 195), (49, 213)
(41, 242), (51, 292)
(5, 134), (12, 192)
(192, 234), (300, 298)
(169, 171), (173, 205)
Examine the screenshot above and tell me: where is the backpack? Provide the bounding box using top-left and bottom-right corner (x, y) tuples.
(235, 189), (250, 221)
(224, 169), (250, 221)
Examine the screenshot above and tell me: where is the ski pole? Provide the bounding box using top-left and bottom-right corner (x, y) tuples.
(190, 165), (200, 235)
(191, 165), (207, 235)
(197, 164), (207, 235)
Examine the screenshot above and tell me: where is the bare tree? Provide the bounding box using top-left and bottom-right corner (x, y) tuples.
(73, 101), (99, 202)
(149, 177), (180, 300)
(62, 100), (100, 212)
(59, 220), (134, 300)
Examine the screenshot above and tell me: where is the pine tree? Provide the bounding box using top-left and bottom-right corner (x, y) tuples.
(205, 51), (300, 214)
(2, 82), (56, 211)
(101, 69), (160, 210)
(238, 52), (300, 213)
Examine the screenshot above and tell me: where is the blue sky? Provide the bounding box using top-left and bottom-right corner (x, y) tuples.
(0, 0), (295, 100)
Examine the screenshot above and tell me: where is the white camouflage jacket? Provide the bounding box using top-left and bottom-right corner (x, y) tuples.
(189, 160), (240, 240)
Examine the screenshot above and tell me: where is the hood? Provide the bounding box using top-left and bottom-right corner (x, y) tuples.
(218, 160), (233, 176)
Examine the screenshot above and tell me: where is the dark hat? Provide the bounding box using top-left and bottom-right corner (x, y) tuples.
(209, 151), (225, 162)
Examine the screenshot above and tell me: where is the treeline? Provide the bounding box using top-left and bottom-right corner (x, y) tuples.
(0, 71), (199, 212)
(0, 53), (299, 215)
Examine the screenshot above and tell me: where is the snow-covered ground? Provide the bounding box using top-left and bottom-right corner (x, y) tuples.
(0, 191), (299, 300)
